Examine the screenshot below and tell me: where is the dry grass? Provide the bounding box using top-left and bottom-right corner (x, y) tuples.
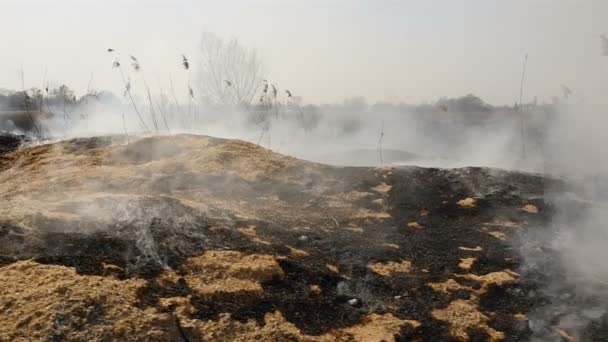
(370, 182), (392, 194)
(459, 257), (476, 271)
(0, 261), (174, 341)
(428, 279), (470, 294)
(0, 259), (420, 341)
(459, 246), (483, 252)
(368, 260), (412, 276)
(457, 197), (477, 208)
(407, 221), (423, 229)
(521, 204), (539, 214)
(167, 250), (283, 294)
(432, 300), (505, 341)
(428, 270), (518, 341)
(0, 134), (393, 237)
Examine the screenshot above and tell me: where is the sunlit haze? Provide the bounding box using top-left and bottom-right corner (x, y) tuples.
(2, 0), (607, 104)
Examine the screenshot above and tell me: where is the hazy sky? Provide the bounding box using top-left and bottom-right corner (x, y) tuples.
(1, 0), (607, 105)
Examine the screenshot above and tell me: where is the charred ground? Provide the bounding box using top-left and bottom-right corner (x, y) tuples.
(0, 134), (603, 341)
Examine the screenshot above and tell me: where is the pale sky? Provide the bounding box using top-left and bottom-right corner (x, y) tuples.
(1, 0), (607, 105)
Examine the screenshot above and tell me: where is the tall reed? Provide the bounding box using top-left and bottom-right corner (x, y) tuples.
(518, 53), (528, 159)
(108, 49), (150, 132)
(129, 55), (161, 132)
(182, 54), (195, 124)
(377, 121), (384, 166)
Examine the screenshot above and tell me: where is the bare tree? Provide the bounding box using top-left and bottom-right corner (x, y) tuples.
(196, 32), (266, 106)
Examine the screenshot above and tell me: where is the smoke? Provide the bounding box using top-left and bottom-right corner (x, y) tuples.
(39, 89), (605, 337)
(0, 87), (575, 178)
(511, 100), (608, 339)
(1, 43), (607, 336)
(73, 94), (546, 173)
(3, 91), (534, 168)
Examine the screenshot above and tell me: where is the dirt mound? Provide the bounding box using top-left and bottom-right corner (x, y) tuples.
(0, 134), (603, 340)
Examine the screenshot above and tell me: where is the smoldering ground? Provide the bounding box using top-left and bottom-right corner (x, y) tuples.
(2, 70), (608, 339)
(508, 102), (608, 340)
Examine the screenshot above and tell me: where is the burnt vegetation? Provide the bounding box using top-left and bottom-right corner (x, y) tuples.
(1, 134), (605, 340)
(1, 31), (607, 341)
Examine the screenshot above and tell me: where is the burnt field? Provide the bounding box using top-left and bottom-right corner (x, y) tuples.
(0, 133), (606, 341)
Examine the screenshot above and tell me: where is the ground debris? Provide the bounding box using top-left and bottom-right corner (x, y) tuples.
(0, 134), (575, 340)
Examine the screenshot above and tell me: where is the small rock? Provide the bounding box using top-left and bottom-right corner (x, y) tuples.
(347, 298), (359, 306)
(298, 235), (308, 242)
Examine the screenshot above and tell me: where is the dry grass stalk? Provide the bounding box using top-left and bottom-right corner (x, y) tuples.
(377, 121), (384, 166)
(168, 74), (185, 124)
(182, 54), (196, 124)
(129, 54), (160, 132)
(518, 53), (528, 159)
(108, 49), (150, 132)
